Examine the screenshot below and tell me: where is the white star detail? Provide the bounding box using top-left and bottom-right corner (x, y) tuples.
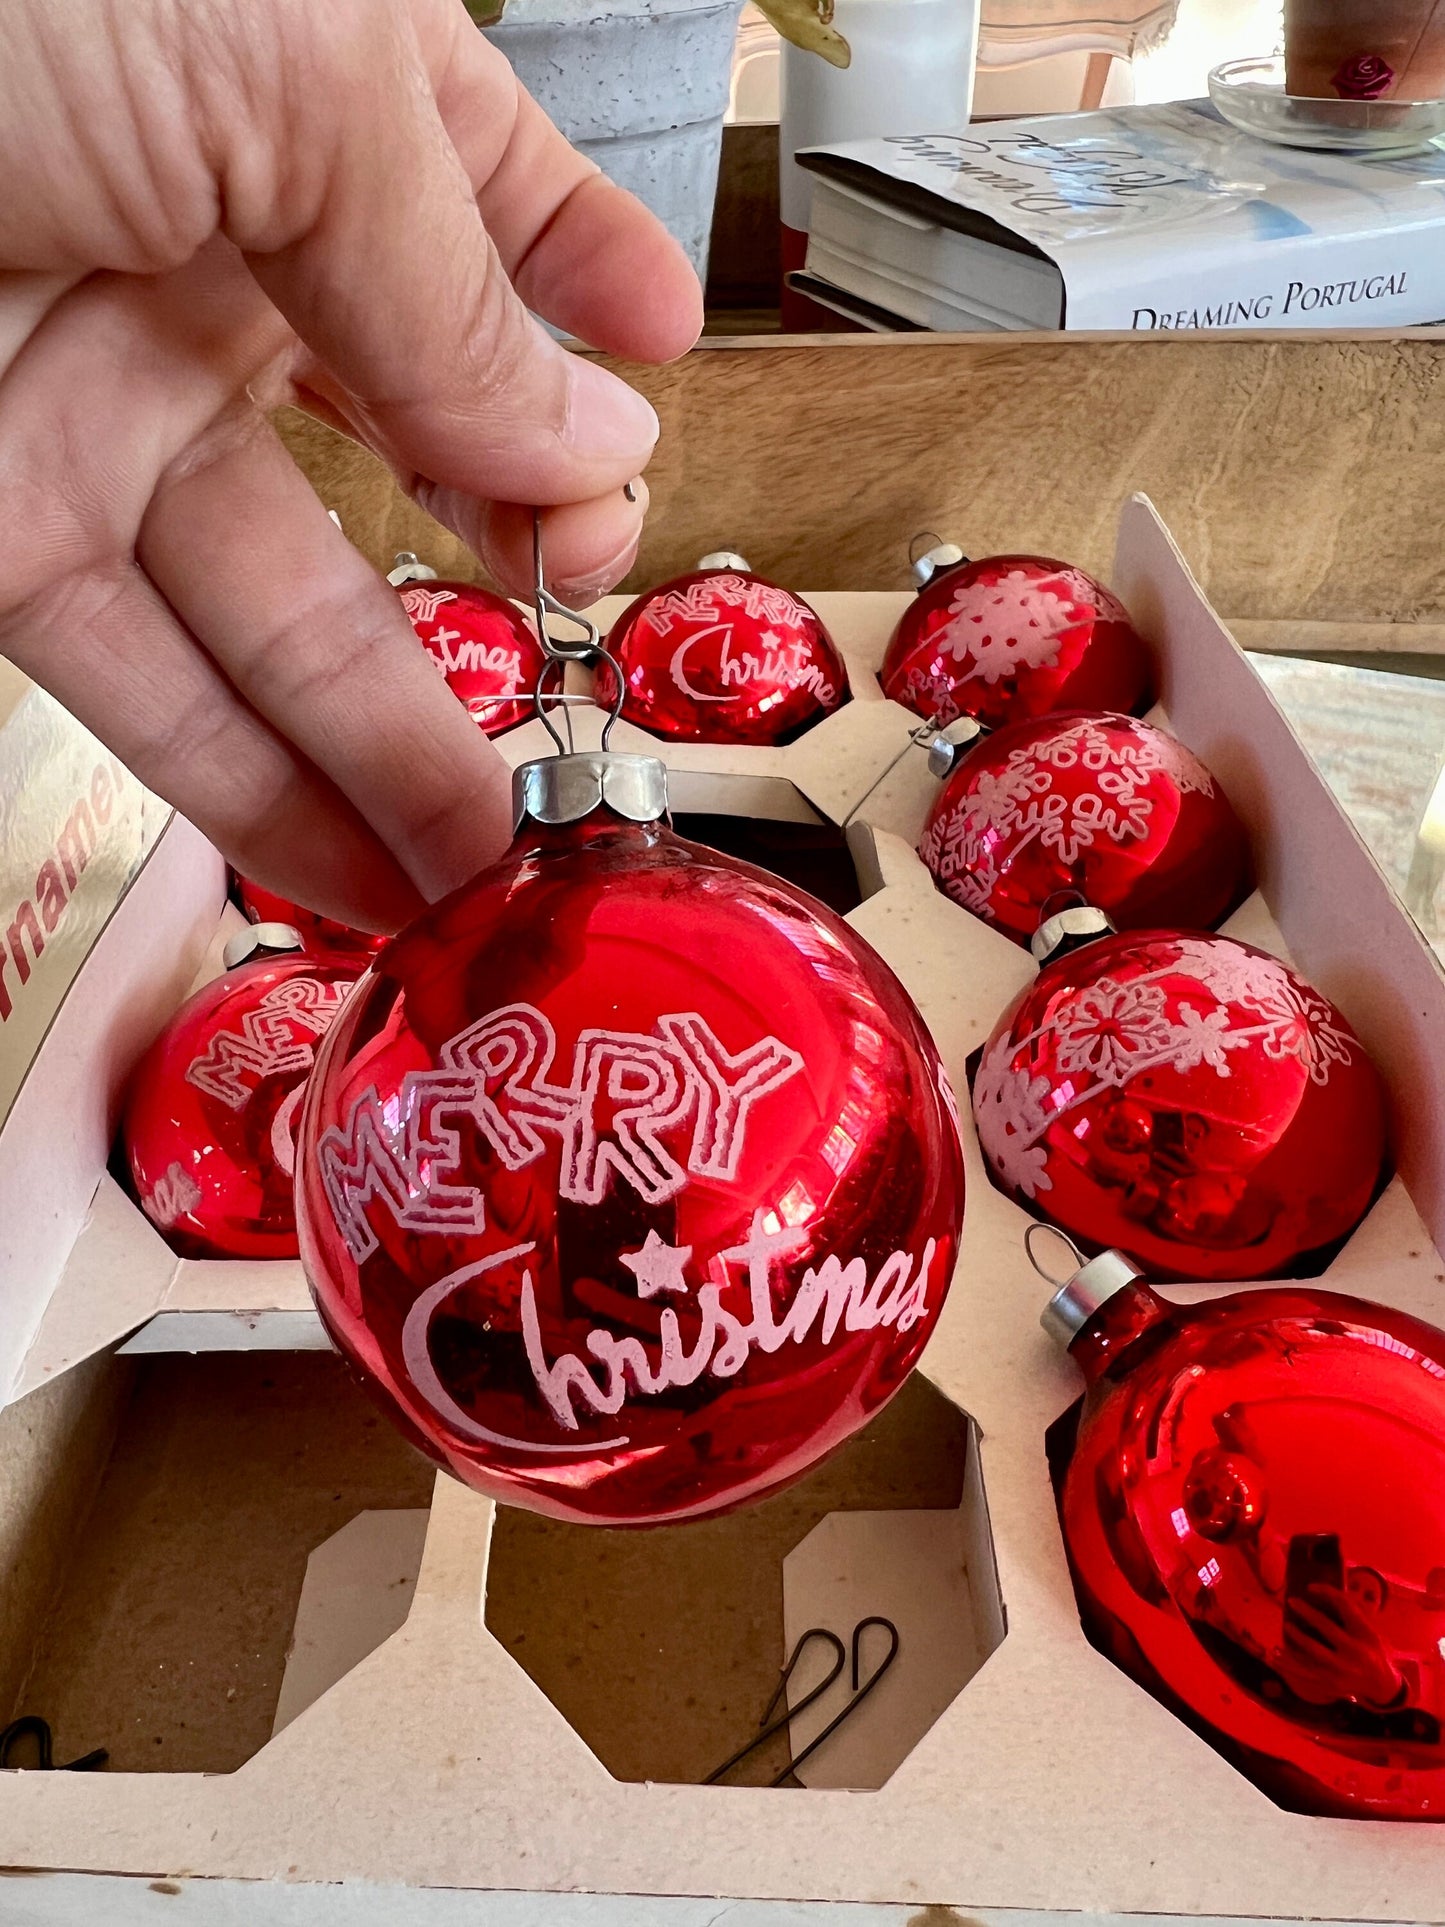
(619, 1229), (693, 1299)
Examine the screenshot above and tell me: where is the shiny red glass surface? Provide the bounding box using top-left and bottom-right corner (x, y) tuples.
(973, 929), (1387, 1281)
(296, 807), (963, 1525)
(919, 711), (1252, 945)
(595, 567), (847, 744)
(235, 876), (388, 964)
(396, 577), (546, 735)
(881, 555), (1153, 730)
(124, 954), (359, 1259)
(1057, 1277), (1445, 1819)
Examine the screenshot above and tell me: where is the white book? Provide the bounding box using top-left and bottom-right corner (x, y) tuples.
(799, 100), (1445, 333)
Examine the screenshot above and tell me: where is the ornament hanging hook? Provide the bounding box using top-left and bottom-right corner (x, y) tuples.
(1024, 1222), (1086, 1288)
(530, 508), (628, 754)
(703, 1627), (845, 1785)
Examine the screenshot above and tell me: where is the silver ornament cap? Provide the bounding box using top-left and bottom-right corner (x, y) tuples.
(925, 714), (985, 779)
(223, 922), (306, 970)
(1026, 1224), (1143, 1349)
(697, 551), (751, 573)
(386, 551), (439, 586)
(1031, 903), (1115, 966)
(912, 541), (968, 591)
(513, 751), (669, 831)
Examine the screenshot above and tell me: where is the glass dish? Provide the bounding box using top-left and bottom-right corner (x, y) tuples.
(1209, 55), (1445, 154)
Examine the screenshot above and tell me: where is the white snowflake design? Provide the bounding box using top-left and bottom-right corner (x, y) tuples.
(972, 1035), (1056, 1197)
(973, 940), (1358, 1197)
(922, 717), (1215, 913)
(934, 567), (1098, 685)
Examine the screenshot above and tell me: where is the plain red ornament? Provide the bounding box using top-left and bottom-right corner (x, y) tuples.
(124, 930), (359, 1259)
(235, 875), (388, 965)
(1043, 1246), (1445, 1820)
(881, 551), (1153, 730)
(973, 927), (1387, 1281)
(919, 710), (1252, 945)
(296, 751), (962, 1526)
(596, 555), (848, 745)
(395, 572), (547, 736)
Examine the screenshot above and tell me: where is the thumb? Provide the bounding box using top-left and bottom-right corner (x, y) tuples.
(231, 1), (660, 507)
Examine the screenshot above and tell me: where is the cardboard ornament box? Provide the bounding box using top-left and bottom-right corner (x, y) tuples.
(3, 497), (1445, 1922)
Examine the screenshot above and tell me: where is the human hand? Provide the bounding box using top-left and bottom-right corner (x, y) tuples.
(0, 0), (701, 930)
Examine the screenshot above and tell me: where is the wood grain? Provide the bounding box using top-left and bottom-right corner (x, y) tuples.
(275, 331), (1445, 628)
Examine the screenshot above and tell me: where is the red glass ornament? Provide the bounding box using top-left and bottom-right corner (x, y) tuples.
(1050, 1260), (1445, 1819)
(881, 554), (1152, 730)
(296, 753), (962, 1526)
(124, 946), (359, 1259)
(235, 875), (388, 964)
(973, 928), (1387, 1281)
(596, 560), (847, 745)
(396, 576), (546, 736)
(919, 711), (1252, 945)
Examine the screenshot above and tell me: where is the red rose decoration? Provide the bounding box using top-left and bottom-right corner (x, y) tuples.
(1332, 52), (1394, 100)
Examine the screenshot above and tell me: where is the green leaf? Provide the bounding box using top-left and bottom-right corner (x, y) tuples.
(754, 0), (851, 66)
(465, 0), (508, 23)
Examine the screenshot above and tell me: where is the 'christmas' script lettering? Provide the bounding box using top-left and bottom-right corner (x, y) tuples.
(398, 1214), (938, 1448)
(669, 624), (838, 707)
(319, 1004), (804, 1260)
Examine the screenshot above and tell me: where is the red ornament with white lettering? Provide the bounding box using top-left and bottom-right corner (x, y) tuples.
(881, 548), (1152, 730)
(1044, 1245), (1445, 1820)
(973, 928), (1387, 1281)
(296, 751), (962, 1526)
(596, 554), (847, 745)
(124, 931), (359, 1260)
(235, 875), (388, 964)
(919, 711), (1252, 945)
(395, 567), (546, 736)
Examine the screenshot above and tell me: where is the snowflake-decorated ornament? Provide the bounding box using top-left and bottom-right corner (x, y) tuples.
(596, 558), (847, 746)
(918, 711), (1252, 944)
(881, 554), (1153, 731)
(973, 928), (1386, 1281)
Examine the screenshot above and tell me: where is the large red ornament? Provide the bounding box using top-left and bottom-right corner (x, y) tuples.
(124, 929), (359, 1259)
(1044, 1247), (1445, 1820)
(296, 751), (962, 1526)
(596, 555), (847, 745)
(393, 563), (546, 736)
(919, 711), (1252, 945)
(881, 550), (1153, 730)
(973, 928), (1387, 1281)
(235, 875), (388, 965)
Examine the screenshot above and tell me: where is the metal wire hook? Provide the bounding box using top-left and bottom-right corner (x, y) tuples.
(840, 721), (944, 829)
(1024, 1221), (1086, 1287)
(703, 1627), (845, 1785)
(778, 1616), (900, 1786)
(530, 508), (628, 752)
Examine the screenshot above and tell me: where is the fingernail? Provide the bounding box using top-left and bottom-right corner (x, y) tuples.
(563, 357), (659, 458)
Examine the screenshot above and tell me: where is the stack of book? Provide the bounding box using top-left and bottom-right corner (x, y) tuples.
(793, 100), (1445, 332)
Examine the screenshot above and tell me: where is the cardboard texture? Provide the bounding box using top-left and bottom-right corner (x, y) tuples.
(781, 1507), (984, 1790)
(5, 498), (1445, 1916)
(0, 811), (225, 1402)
